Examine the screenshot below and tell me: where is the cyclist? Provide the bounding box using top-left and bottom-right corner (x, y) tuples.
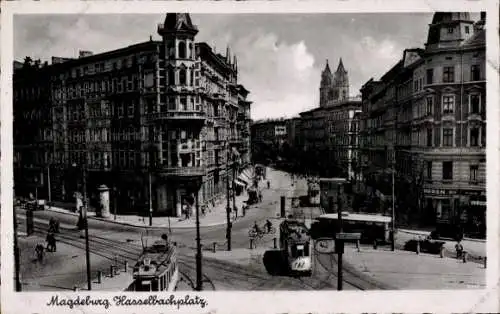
(253, 221), (261, 234)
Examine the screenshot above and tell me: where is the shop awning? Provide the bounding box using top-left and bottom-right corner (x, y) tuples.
(470, 200), (487, 206)
(238, 167), (255, 185)
(234, 178), (247, 187)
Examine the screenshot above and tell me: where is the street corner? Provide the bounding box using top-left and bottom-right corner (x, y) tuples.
(203, 248), (263, 267)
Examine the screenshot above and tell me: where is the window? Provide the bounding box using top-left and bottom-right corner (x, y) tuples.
(426, 161), (433, 180)
(443, 128), (454, 146)
(465, 26), (470, 34)
(426, 69), (434, 84)
(442, 95), (454, 114)
(180, 97), (187, 111)
(443, 66), (455, 83)
(470, 127), (479, 147)
(426, 128), (433, 147)
(168, 96), (176, 110)
(442, 161), (453, 181)
(471, 65), (480, 81)
(168, 68), (175, 86)
(470, 94), (480, 114)
(179, 69), (186, 85)
(178, 42), (186, 59)
(426, 96), (434, 115)
(447, 27), (454, 33)
(127, 102), (134, 117)
(470, 165), (478, 182)
(481, 125), (486, 146)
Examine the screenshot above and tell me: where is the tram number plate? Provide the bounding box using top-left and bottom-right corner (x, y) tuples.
(336, 233), (361, 240)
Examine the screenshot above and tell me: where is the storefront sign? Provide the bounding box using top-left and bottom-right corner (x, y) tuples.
(423, 188), (457, 196)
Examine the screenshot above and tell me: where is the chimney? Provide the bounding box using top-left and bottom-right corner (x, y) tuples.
(480, 12), (486, 21)
(79, 50), (94, 58)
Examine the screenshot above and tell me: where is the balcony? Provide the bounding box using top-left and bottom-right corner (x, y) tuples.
(467, 112), (485, 122)
(229, 137), (242, 145)
(148, 111), (205, 121)
(158, 166), (206, 178)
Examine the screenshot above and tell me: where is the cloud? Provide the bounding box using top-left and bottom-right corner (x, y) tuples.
(234, 31), (319, 119)
(13, 13), (446, 120)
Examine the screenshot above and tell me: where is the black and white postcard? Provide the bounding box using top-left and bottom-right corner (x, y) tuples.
(1, 1), (498, 313)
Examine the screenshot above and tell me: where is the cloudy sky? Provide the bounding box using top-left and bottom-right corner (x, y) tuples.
(15, 13), (449, 119)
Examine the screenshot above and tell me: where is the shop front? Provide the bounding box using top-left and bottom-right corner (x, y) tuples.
(423, 187), (486, 238)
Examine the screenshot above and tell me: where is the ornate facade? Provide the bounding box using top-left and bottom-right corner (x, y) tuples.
(360, 13), (486, 231)
(13, 13), (252, 217)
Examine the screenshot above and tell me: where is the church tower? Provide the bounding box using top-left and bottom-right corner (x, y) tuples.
(333, 58), (349, 101)
(319, 60), (333, 108)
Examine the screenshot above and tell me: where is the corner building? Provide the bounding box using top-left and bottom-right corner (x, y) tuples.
(13, 13), (252, 216)
(360, 12), (486, 231)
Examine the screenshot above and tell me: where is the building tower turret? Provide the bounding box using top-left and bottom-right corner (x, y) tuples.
(425, 12), (474, 51)
(333, 58), (349, 101)
(320, 60), (333, 107)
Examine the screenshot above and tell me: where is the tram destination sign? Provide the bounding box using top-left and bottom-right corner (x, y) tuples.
(336, 232), (361, 240)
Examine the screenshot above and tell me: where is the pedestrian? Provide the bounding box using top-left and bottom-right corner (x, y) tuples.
(46, 232), (57, 252)
(455, 240), (464, 259)
(267, 181), (270, 189)
(258, 191), (263, 203)
(35, 244), (44, 262)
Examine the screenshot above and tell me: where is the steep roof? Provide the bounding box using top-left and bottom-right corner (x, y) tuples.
(163, 13), (198, 33)
(335, 58), (347, 74)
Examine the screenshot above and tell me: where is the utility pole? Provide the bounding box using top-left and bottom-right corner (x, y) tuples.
(391, 156), (396, 252)
(13, 203), (22, 291)
(336, 184), (343, 291)
(232, 160), (237, 217)
(83, 166), (92, 291)
(148, 171), (153, 227)
(47, 165), (52, 203)
(113, 186), (117, 221)
(195, 186), (202, 291)
(226, 149), (232, 251)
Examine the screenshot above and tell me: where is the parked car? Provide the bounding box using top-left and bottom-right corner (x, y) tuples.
(430, 223), (464, 241)
(404, 239), (445, 255)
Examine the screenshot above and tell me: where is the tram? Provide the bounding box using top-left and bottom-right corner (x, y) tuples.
(311, 212), (392, 244)
(132, 237), (179, 292)
(279, 219), (312, 276)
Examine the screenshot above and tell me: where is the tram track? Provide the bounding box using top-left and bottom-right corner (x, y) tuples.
(22, 217), (385, 291)
(27, 220), (219, 290)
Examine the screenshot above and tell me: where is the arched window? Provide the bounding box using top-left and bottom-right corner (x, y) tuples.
(168, 67), (175, 86)
(178, 42), (186, 59)
(189, 43), (193, 59)
(179, 68), (187, 85)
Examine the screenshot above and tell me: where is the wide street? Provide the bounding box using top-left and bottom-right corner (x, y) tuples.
(16, 168), (384, 291)
(16, 167), (484, 291)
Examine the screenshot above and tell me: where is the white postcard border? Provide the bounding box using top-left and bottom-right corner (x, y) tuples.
(1, 1), (499, 313)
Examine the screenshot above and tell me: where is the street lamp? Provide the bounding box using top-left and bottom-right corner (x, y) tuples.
(226, 148), (232, 251)
(391, 159), (396, 252)
(73, 162), (92, 291)
(13, 200), (22, 291)
(195, 178), (202, 291)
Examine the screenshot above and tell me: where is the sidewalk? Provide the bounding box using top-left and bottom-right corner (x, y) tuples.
(397, 229), (486, 259)
(342, 246), (486, 289)
(44, 190), (250, 229)
(18, 232), (134, 291)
